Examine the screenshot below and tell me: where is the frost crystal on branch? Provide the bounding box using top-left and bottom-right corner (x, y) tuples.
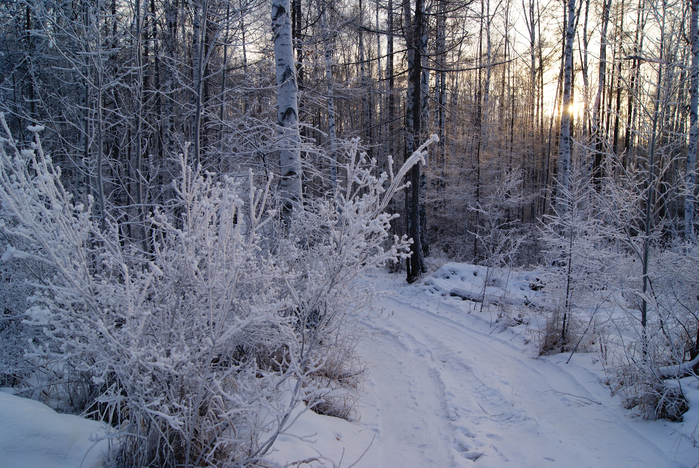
(0, 115), (437, 467)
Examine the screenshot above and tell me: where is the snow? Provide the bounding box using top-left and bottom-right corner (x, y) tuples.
(424, 262), (544, 307)
(2, 264), (698, 467)
(271, 266), (699, 468)
(0, 390), (112, 468)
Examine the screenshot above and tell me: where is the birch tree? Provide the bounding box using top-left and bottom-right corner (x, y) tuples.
(558, 0), (577, 212)
(273, 0), (303, 212)
(686, 0), (698, 241)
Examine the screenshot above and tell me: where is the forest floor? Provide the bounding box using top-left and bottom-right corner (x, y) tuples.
(1, 263), (699, 467)
(271, 265), (699, 468)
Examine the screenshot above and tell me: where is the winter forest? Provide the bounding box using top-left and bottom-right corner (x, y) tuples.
(1, 0), (699, 465)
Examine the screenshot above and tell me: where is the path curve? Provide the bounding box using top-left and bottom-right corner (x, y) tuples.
(353, 276), (694, 468)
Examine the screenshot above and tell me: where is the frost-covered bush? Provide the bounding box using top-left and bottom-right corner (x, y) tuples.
(0, 230), (39, 387)
(645, 245), (699, 369)
(615, 352), (691, 422)
(608, 243), (699, 421)
(0, 118), (435, 466)
(539, 167), (617, 355)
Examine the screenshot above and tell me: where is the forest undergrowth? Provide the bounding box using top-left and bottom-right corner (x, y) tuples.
(0, 118), (436, 467)
(2, 115), (699, 466)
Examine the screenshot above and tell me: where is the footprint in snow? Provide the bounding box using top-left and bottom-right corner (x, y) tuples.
(457, 425), (477, 439)
(455, 441), (485, 461)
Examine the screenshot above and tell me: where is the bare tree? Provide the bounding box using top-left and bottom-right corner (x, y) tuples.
(402, 0), (431, 282)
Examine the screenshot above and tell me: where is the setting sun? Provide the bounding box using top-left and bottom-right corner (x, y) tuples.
(567, 99), (586, 118)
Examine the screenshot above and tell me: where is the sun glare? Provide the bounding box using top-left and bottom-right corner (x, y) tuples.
(567, 100), (586, 118)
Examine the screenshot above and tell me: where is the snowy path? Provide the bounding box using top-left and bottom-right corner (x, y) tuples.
(4, 267), (697, 468)
(351, 273), (699, 468)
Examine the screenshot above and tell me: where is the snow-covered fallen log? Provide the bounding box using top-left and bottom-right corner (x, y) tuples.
(427, 263), (545, 308)
(449, 287), (484, 302)
(657, 355), (699, 379)
(448, 286), (542, 308)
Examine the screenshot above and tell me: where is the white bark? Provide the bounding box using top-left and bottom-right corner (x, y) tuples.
(558, 0), (576, 212)
(686, 0), (698, 241)
(272, 0), (302, 210)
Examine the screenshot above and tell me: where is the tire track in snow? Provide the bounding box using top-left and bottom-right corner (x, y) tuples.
(357, 323), (456, 467)
(355, 287), (691, 468)
(385, 293), (681, 466)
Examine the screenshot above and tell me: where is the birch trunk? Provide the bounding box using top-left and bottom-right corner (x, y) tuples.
(272, 0), (302, 211)
(558, 0), (576, 212)
(686, 0), (698, 241)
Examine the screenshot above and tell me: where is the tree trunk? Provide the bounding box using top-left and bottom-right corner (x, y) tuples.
(625, 0), (647, 168)
(358, 0), (372, 154)
(580, 0), (590, 165)
(435, 0), (446, 188)
(405, 0), (426, 283)
(273, 0), (303, 213)
(94, 4), (106, 231)
(642, 23), (666, 349)
(591, 0), (611, 190)
(134, 0), (147, 253)
(473, 0), (484, 260)
(387, 0), (395, 153)
(319, 0), (337, 190)
(192, 0), (207, 167)
(419, 0), (429, 257)
(219, 2), (230, 152)
(686, 0), (698, 241)
(558, 0), (576, 212)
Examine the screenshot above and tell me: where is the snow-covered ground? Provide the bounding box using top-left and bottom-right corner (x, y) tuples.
(273, 264), (699, 468)
(2, 263), (699, 467)
(0, 390), (112, 468)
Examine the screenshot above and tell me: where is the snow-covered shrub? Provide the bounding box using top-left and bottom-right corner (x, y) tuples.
(0, 120), (97, 404)
(0, 126), (289, 464)
(0, 252), (36, 387)
(646, 245), (699, 371)
(468, 168), (530, 322)
(266, 137), (435, 421)
(607, 243), (698, 421)
(539, 167), (616, 355)
(591, 159), (698, 420)
(470, 167), (529, 268)
(616, 358), (691, 421)
(536, 157), (696, 419)
(0, 118), (435, 466)
(591, 199), (698, 422)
